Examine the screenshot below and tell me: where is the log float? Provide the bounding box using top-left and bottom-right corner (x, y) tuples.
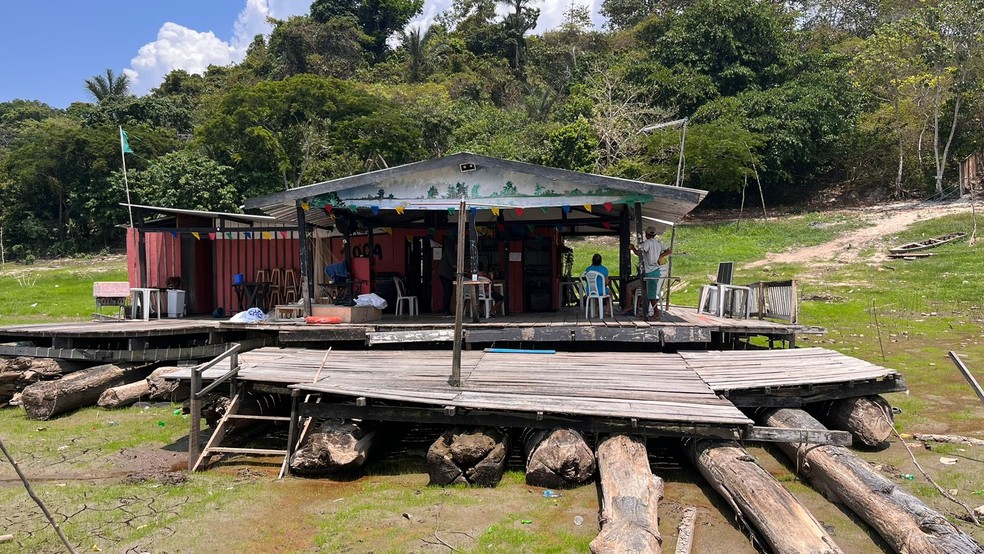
(761, 408), (984, 554)
(524, 428), (595, 488)
(147, 366), (189, 402)
(21, 364), (139, 420)
(97, 380), (149, 409)
(688, 438), (842, 554)
(813, 395), (893, 448)
(590, 435), (663, 554)
(290, 420), (378, 475)
(427, 427), (508, 487)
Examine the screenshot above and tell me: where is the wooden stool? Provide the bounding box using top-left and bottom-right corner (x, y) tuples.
(274, 305), (304, 319)
(270, 268), (283, 295)
(268, 288), (282, 307)
(255, 269), (268, 283)
(283, 268), (297, 302)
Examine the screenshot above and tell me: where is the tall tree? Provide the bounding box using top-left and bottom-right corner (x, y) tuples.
(310, 0), (424, 60)
(84, 69), (131, 103)
(499, 0), (541, 70)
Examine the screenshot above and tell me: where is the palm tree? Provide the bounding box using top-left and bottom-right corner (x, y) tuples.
(84, 69), (131, 103)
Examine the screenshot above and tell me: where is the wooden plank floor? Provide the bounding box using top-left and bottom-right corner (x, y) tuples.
(168, 347), (900, 428)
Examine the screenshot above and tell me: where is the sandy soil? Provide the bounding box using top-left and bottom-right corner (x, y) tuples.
(745, 199), (976, 272)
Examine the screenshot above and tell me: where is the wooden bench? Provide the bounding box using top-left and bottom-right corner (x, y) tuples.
(93, 282), (130, 319)
(745, 280), (798, 323)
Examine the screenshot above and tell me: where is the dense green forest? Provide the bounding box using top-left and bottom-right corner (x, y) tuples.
(0, 0), (981, 260)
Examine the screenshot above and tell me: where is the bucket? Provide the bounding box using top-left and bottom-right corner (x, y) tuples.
(233, 273), (244, 285)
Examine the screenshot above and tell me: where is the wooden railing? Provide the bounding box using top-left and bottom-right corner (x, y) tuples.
(744, 280), (798, 324)
(188, 343), (241, 471)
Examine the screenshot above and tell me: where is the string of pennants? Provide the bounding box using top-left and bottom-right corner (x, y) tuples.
(308, 200), (618, 216)
(167, 230), (296, 240)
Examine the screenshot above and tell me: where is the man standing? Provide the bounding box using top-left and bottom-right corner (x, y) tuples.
(630, 226), (672, 318)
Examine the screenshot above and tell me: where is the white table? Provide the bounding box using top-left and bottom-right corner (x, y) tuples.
(130, 288), (162, 321)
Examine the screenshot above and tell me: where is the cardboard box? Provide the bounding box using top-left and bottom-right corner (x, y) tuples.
(310, 304), (382, 323)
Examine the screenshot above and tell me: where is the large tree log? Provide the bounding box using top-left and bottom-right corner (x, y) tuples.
(0, 357), (87, 402)
(813, 395), (893, 447)
(290, 420), (378, 475)
(590, 435), (663, 554)
(524, 428), (596, 488)
(97, 380), (150, 409)
(762, 408), (984, 554)
(427, 427), (508, 487)
(688, 438), (842, 554)
(21, 364), (133, 420)
(146, 366), (189, 402)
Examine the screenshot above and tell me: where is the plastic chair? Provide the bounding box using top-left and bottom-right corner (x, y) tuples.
(393, 276), (418, 316)
(582, 270), (613, 319)
(462, 277), (495, 318)
(633, 276), (667, 315)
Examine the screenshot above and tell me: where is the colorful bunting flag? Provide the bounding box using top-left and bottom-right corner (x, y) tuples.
(191, 232), (201, 240)
(583, 204), (592, 213)
(602, 221), (611, 229)
(491, 207), (500, 216)
(384, 227), (393, 235)
(280, 231), (287, 238)
(225, 232), (232, 239)
(301, 201), (309, 211)
(406, 236), (413, 243)
(371, 206), (380, 215)
(170, 231), (177, 238)
(604, 202), (613, 212)
(395, 204), (405, 215)
(208, 232), (216, 240)
(245, 232), (253, 239)
(470, 206), (477, 217)
(540, 207), (548, 214)
(448, 207), (455, 216)
(324, 204), (333, 213)
(515, 207), (525, 216)
(262, 231), (271, 239)
(562, 205), (571, 214)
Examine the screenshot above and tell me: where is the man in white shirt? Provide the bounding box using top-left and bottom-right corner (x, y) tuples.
(630, 226), (672, 318)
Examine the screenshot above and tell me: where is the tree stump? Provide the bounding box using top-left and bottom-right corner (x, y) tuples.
(524, 428), (595, 488)
(688, 438), (842, 554)
(290, 419), (378, 475)
(147, 366), (189, 402)
(427, 427), (508, 487)
(21, 364), (132, 420)
(590, 434), (663, 554)
(813, 395), (893, 447)
(762, 408), (984, 554)
(98, 380), (150, 409)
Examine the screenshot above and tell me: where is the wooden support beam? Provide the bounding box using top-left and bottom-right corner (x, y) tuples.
(743, 425), (851, 446)
(298, 401), (744, 440)
(812, 395), (893, 447)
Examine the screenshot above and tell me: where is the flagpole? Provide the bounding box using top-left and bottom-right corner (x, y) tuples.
(119, 126), (133, 228)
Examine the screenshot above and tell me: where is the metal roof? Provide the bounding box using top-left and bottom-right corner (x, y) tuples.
(243, 153), (707, 233)
(121, 204), (277, 225)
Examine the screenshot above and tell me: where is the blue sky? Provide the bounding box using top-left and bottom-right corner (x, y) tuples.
(0, 0), (603, 110)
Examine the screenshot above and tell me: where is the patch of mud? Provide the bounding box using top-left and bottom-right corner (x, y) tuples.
(744, 200), (975, 273)
(109, 445), (188, 475)
(121, 471), (188, 486)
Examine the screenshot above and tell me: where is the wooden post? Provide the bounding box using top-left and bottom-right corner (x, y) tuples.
(761, 408), (983, 554)
(590, 435), (662, 554)
(297, 202), (312, 315)
(188, 366), (202, 471)
(688, 438), (842, 554)
(619, 209), (631, 308)
(450, 200), (466, 387)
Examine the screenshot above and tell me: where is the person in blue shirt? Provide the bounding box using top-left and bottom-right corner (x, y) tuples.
(584, 253), (610, 294)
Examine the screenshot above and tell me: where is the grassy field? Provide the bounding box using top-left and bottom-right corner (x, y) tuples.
(2, 208), (984, 552)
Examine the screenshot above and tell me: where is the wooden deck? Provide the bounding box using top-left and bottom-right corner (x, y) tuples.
(0, 306), (823, 361)
(168, 346), (903, 439)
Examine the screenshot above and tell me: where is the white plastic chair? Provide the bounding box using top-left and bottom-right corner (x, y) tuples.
(392, 276), (418, 316)
(633, 276), (667, 315)
(463, 277), (495, 318)
(582, 270), (613, 319)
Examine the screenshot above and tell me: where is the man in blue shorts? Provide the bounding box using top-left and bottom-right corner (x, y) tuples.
(630, 226), (671, 318)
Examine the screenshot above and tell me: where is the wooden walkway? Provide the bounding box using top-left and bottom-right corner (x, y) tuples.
(168, 347), (903, 438)
(0, 307), (823, 361)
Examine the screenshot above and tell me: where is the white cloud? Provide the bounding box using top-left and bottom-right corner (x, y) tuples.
(126, 0), (309, 95)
